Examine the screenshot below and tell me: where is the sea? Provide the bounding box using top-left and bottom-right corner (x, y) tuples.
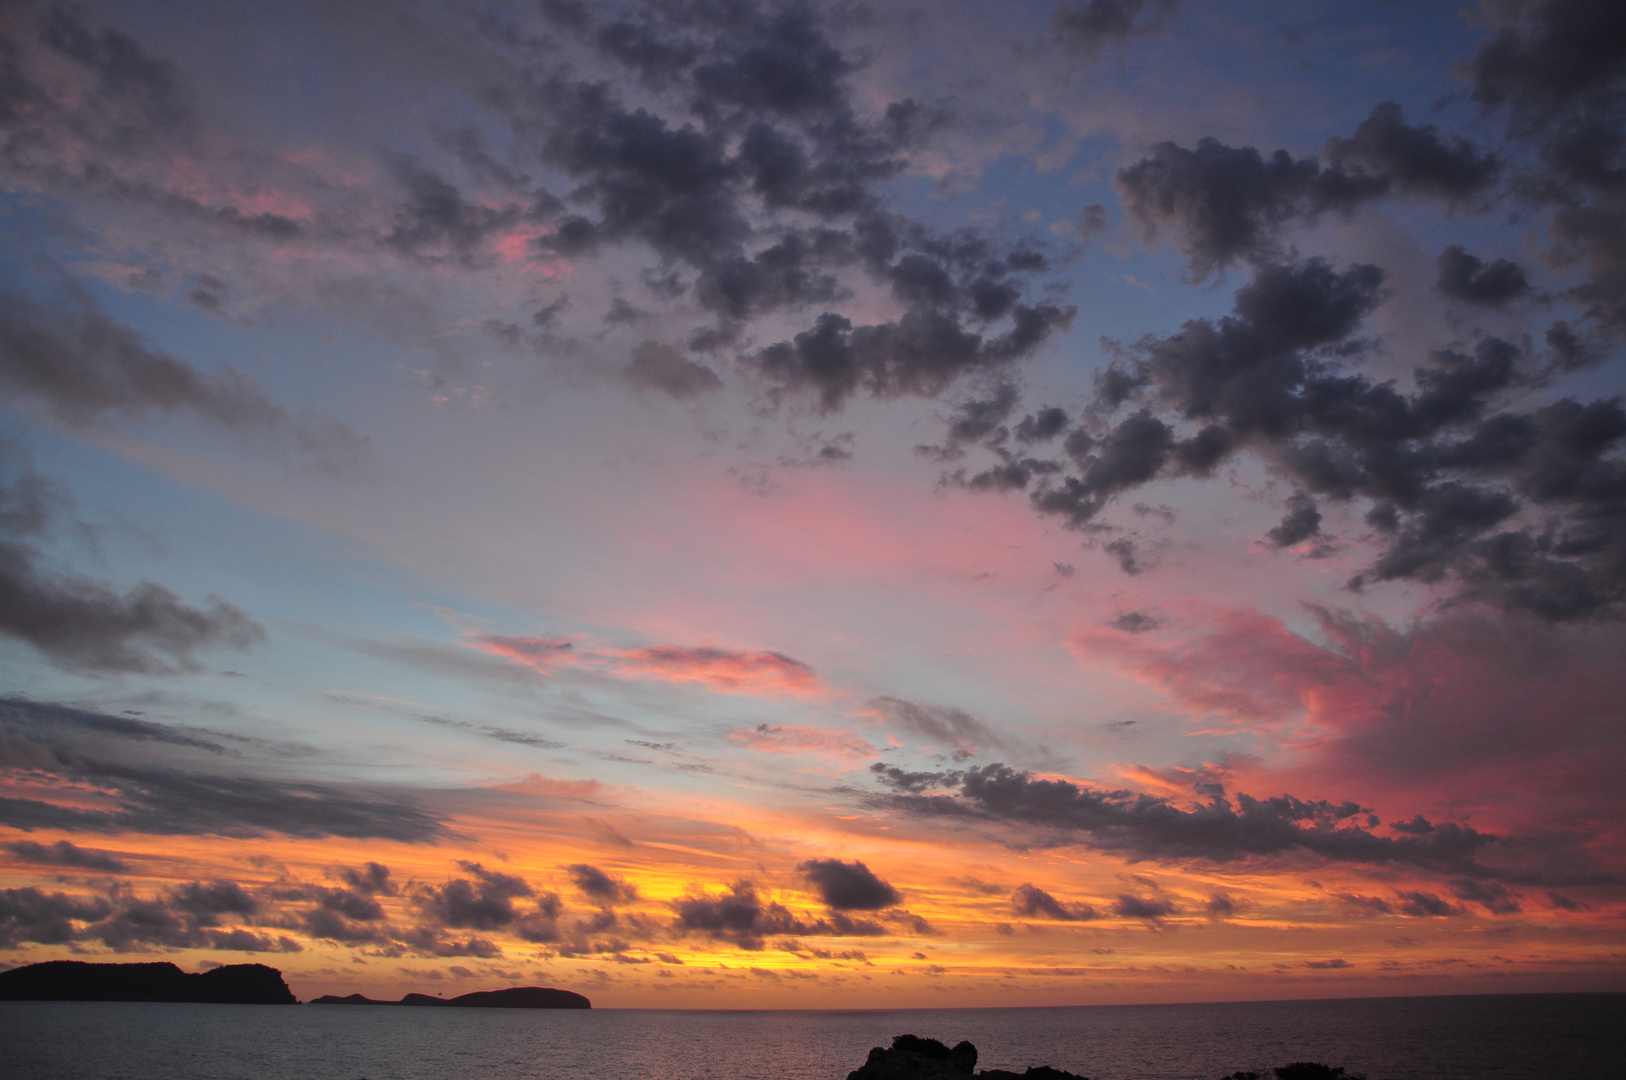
(1, 993), (1620, 1080)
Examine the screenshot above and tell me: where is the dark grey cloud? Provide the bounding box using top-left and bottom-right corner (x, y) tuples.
(0, 287), (365, 471)
(1114, 140), (1379, 278)
(1015, 406), (1071, 444)
(872, 696), (996, 760)
(0, 696), (448, 842)
(512, 2), (1071, 409)
(1450, 876), (1522, 914)
(0, 887), (111, 947)
(1459, 0), (1626, 334)
(1110, 610), (1161, 633)
(414, 863), (533, 931)
(868, 761), (962, 795)
(670, 879), (885, 951)
(0, 486), (264, 674)
(1266, 492), (1322, 548)
(0, 286), (277, 427)
(1053, 0), (1178, 58)
(568, 863), (638, 905)
(1395, 890), (1457, 918)
(1116, 104), (1495, 277)
(3, 839), (131, 872)
(624, 340), (723, 398)
(797, 858), (901, 911)
(1112, 892), (1176, 922)
(988, 255), (1626, 619)
(1011, 882), (1098, 921)
(1435, 245), (1531, 307)
(382, 152), (534, 266)
(0, 876), (297, 953)
(1320, 102), (1499, 203)
(753, 301), (1075, 412)
(871, 762), (1500, 874)
(169, 880), (258, 922)
(340, 861), (397, 896)
(1464, 0), (1626, 119)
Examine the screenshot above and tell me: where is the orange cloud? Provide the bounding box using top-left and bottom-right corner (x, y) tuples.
(471, 634), (823, 698)
(728, 724), (874, 760)
(606, 645), (821, 697)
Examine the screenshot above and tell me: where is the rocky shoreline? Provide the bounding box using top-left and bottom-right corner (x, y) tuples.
(848, 1035), (1361, 1080)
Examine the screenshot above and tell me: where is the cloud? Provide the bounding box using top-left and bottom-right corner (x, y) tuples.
(414, 863), (533, 931)
(1052, 0), (1179, 58)
(1112, 893), (1176, 922)
(568, 863), (638, 905)
(1435, 245), (1531, 307)
(0, 287), (365, 471)
(606, 645), (821, 696)
(0, 697), (448, 842)
(797, 859), (901, 911)
(1115, 104), (1494, 278)
(1320, 102), (1499, 203)
(1011, 255), (1626, 618)
(752, 302), (1076, 413)
(1463, 0), (1626, 118)
(670, 879), (887, 950)
(871, 696), (997, 759)
(0, 887), (112, 947)
(872, 761), (1498, 873)
(0, 444), (266, 674)
(3, 839), (131, 873)
(1110, 610), (1162, 633)
(473, 634), (823, 696)
(728, 723), (874, 760)
(1266, 492), (1322, 548)
(1075, 604), (1626, 852)
(624, 340), (723, 398)
(1011, 882), (1098, 921)
(0, 877), (294, 953)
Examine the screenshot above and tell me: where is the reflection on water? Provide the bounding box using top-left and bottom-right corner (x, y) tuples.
(2, 993), (1620, 1080)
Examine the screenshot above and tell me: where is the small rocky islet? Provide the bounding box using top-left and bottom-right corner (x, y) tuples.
(848, 1035), (1361, 1080)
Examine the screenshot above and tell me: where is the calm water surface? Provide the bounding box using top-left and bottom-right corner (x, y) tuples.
(2, 994), (1619, 1080)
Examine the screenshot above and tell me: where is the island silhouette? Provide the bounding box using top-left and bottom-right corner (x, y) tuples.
(0, 960), (296, 1004)
(310, 986), (590, 1008)
(0, 960), (589, 1009)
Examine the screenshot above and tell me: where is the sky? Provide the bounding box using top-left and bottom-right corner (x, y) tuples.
(1, 0), (1624, 1008)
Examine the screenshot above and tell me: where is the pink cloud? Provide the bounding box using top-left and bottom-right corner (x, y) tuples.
(472, 635), (574, 674)
(1072, 606), (1377, 734)
(1076, 605), (1626, 841)
(728, 724), (875, 760)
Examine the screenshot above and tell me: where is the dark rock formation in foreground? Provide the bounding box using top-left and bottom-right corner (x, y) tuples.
(848, 1035), (1087, 1080)
(849, 1036), (1364, 1080)
(309, 986), (590, 1009)
(0, 960), (296, 1004)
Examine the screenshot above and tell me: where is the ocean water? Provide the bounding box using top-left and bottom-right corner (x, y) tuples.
(1, 994), (1620, 1080)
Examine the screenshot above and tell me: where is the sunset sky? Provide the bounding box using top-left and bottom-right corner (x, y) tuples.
(2, 0), (1624, 1008)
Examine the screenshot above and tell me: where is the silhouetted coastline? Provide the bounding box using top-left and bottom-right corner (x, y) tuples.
(0, 960), (295, 1004)
(848, 1035), (1362, 1080)
(310, 986), (591, 1009)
